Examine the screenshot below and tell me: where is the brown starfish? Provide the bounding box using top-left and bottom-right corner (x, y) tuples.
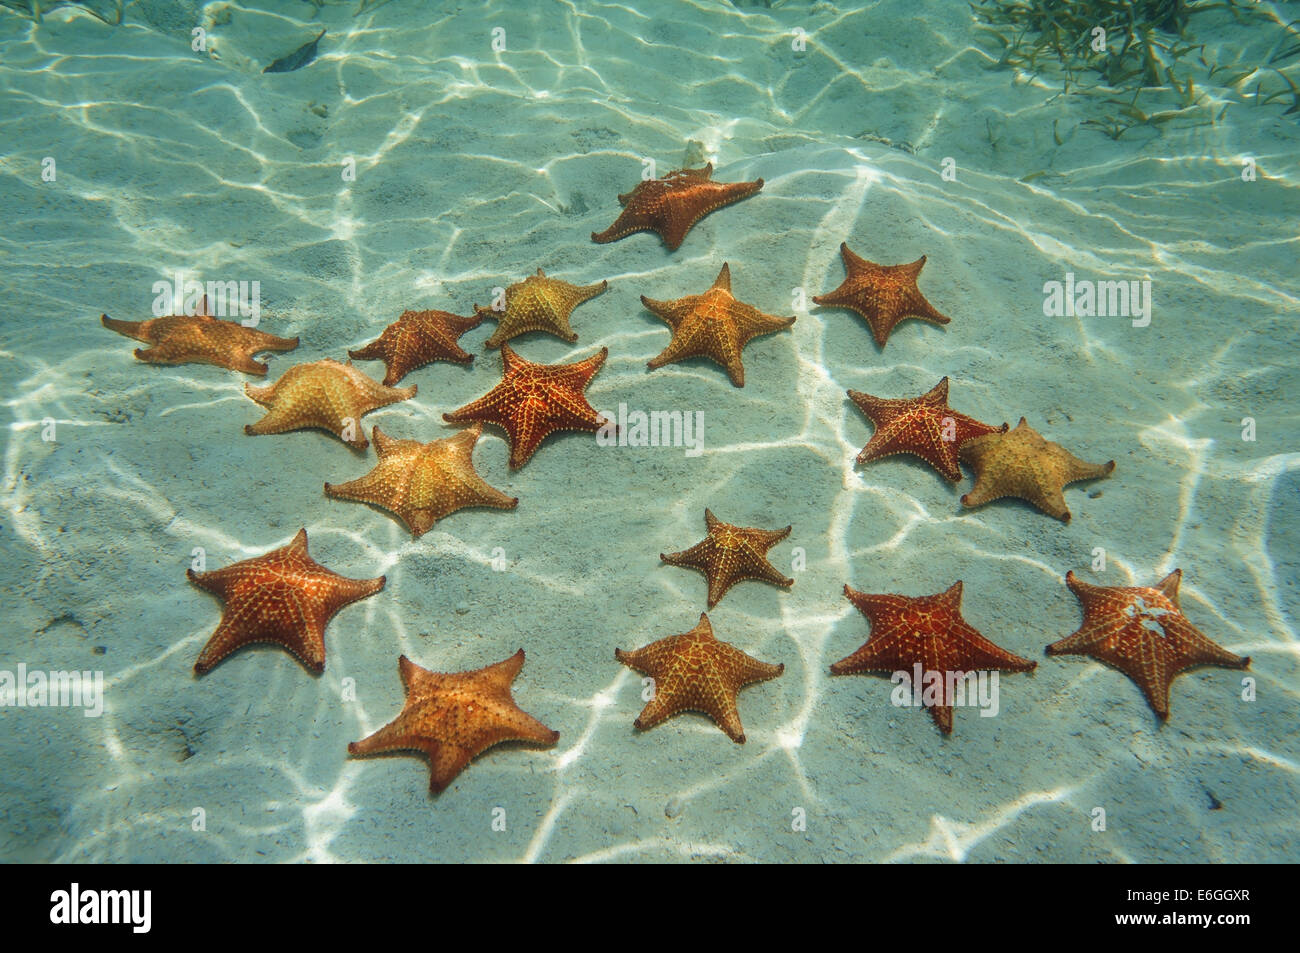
(615, 613), (784, 743)
(244, 358), (416, 450)
(1047, 570), (1250, 721)
(443, 344), (610, 469)
(831, 581), (1037, 735)
(591, 163), (763, 251)
(325, 423), (517, 537)
(348, 309), (482, 385)
(661, 508), (794, 608)
(960, 417), (1115, 521)
(813, 243), (950, 346)
(848, 377), (1007, 482)
(101, 295), (298, 375)
(188, 528), (385, 675)
(476, 269), (607, 348)
(349, 651), (559, 793)
(642, 262), (795, 387)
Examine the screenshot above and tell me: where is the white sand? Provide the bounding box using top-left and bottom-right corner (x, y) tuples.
(0, 0), (1296, 862)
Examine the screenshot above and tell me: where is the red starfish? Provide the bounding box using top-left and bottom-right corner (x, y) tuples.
(847, 377), (1006, 482)
(661, 508), (794, 608)
(443, 344), (610, 468)
(591, 164), (763, 251)
(814, 243), (950, 346)
(831, 581), (1036, 734)
(615, 613), (784, 743)
(348, 309), (482, 385)
(187, 528), (386, 675)
(349, 650), (559, 794)
(101, 294), (298, 375)
(643, 262), (795, 387)
(1047, 570), (1250, 721)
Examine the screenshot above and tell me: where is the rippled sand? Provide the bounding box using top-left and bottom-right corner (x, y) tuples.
(1, 0), (1296, 862)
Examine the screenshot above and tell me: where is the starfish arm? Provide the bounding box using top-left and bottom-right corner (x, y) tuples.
(1062, 452), (1116, 486)
(734, 308), (796, 343)
(708, 694), (747, 743)
(660, 540), (713, 574)
(101, 314), (150, 342)
(228, 350), (274, 376)
(1162, 617), (1251, 670)
(318, 572), (387, 620)
(641, 295), (689, 331)
(244, 328), (300, 352)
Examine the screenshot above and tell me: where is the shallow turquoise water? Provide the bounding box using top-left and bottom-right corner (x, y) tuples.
(1, 0), (1297, 863)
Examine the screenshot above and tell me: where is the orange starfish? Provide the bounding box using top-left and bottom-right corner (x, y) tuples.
(848, 377), (1006, 482)
(831, 582), (1037, 734)
(349, 650), (559, 793)
(101, 295), (298, 375)
(615, 612), (784, 743)
(476, 269), (607, 348)
(591, 163), (763, 251)
(661, 508), (794, 608)
(442, 344), (610, 469)
(642, 263), (794, 387)
(348, 309), (482, 385)
(1047, 570), (1250, 721)
(244, 358), (416, 450)
(813, 243), (950, 346)
(325, 423), (517, 537)
(188, 528), (385, 675)
(960, 417), (1115, 521)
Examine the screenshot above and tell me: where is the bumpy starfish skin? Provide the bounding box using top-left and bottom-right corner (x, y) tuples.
(101, 295), (298, 375)
(325, 423), (517, 537)
(244, 358), (416, 450)
(642, 263), (795, 387)
(831, 582), (1036, 734)
(188, 528), (385, 675)
(1047, 570), (1250, 721)
(443, 344), (610, 469)
(615, 613), (784, 743)
(661, 508), (794, 608)
(476, 269), (608, 348)
(591, 163), (763, 251)
(813, 243), (950, 346)
(848, 377), (1007, 482)
(960, 417), (1115, 521)
(348, 309), (482, 385)
(348, 650), (559, 793)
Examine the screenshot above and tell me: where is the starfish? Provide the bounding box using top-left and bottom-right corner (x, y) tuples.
(244, 358), (416, 450)
(813, 243), (950, 346)
(847, 377), (1007, 482)
(661, 508), (794, 608)
(325, 423), (517, 537)
(348, 650), (559, 793)
(476, 269), (607, 349)
(187, 528), (385, 675)
(101, 295), (298, 375)
(591, 163), (763, 251)
(960, 417), (1115, 521)
(1046, 570), (1250, 721)
(831, 581), (1037, 734)
(642, 262), (795, 387)
(443, 344), (610, 469)
(615, 613), (783, 743)
(347, 308), (482, 385)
